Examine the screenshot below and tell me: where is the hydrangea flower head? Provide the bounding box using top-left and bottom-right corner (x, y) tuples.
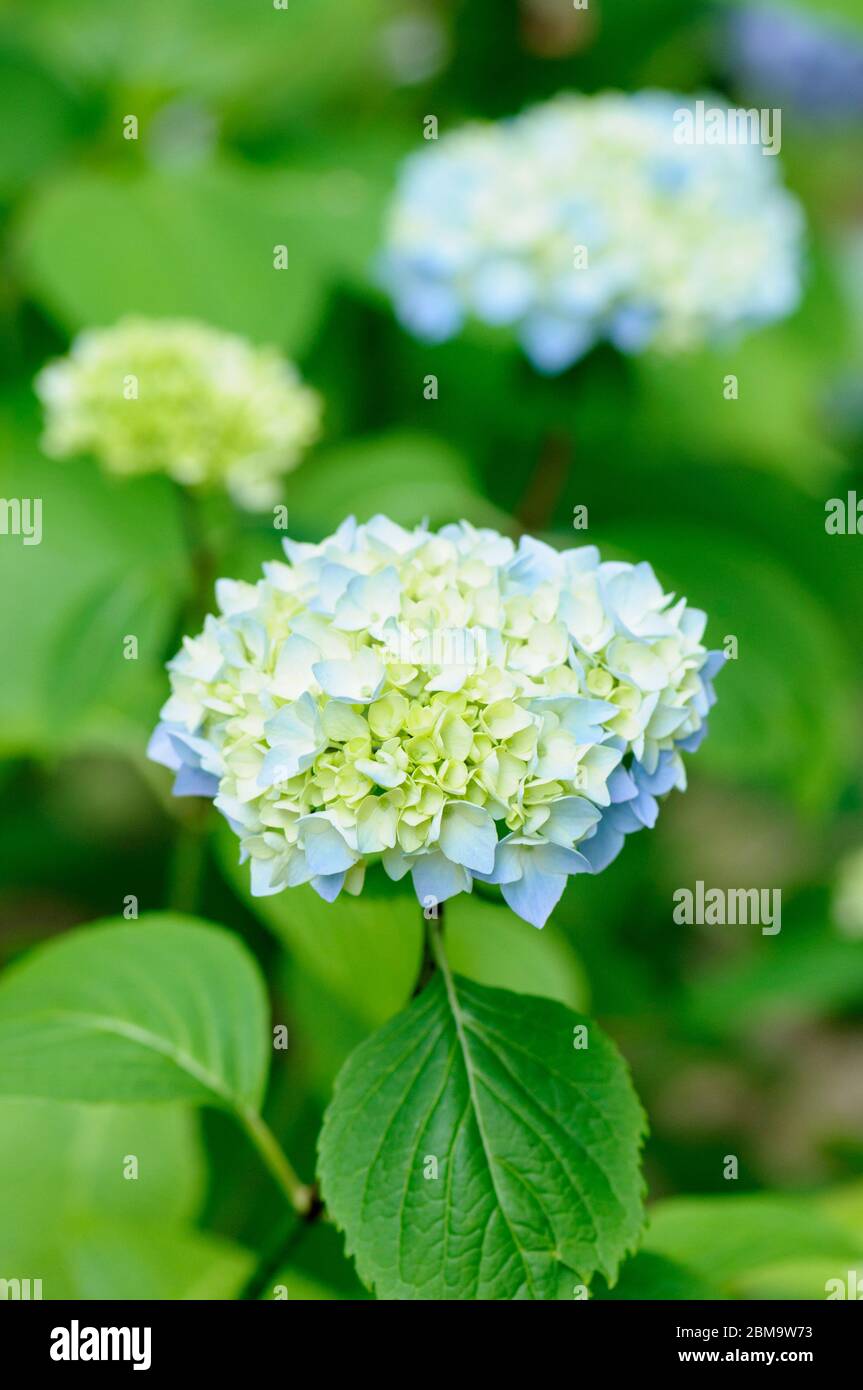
(726, 5), (863, 120)
(35, 317), (322, 509)
(150, 516), (722, 928)
(380, 91), (804, 372)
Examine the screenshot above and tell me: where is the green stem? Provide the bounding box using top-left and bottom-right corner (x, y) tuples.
(166, 814), (207, 914)
(414, 901), (443, 995)
(236, 1107), (324, 1299)
(516, 428), (572, 532)
(238, 1106), (316, 1218)
(427, 904), (451, 982)
(164, 490), (226, 911)
(239, 1211), (309, 1301)
(179, 488), (223, 628)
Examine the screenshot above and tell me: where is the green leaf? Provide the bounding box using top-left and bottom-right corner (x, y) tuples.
(684, 921), (863, 1038)
(0, 914), (269, 1111)
(0, 1098), (203, 1235)
(6, 0), (391, 108)
(261, 1269), (341, 1301)
(444, 894), (590, 1012)
(732, 1257), (863, 1302)
(644, 1194), (862, 1292)
(218, 826), (423, 1030)
(592, 1250), (719, 1301)
(0, 46), (82, 196)
(285, 431), (512, 536)
(0, 1094), (255, 1299)
(0, 402), (189, 757)
(634, 329), (842, 489)
(17, 165), (328, 355)
(318, 970), (646, 1299)
(819, 1179), (863, 1243)
(63, 1224), (252, 1300)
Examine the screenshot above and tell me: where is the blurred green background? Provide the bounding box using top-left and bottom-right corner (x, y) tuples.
(1, 0), (863, 1299)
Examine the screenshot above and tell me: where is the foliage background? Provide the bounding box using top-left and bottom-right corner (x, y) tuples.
(1, 0), (862, 1299)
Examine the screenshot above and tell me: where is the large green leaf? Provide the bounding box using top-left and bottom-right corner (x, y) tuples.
(56, 1223), (252, 1300)
(644, 1194), (862, 1293)
(444, 893), (590, 1012)
(285, 431), (512, 536)
(0, 46), (82, 196)
(733, 1257), (863, 1301)
(218, 827), (423, 1030)
(0, 1098), (203, 1234)
(0, 914), (268, 1111)
(0, 1097), (235, 1299)
(0, 402), (189, 757)
(592, 1250), (719, 1301)
(319, 971), (646, 1299)
(634, 328), (842, 489)
(684, 921), (863, 1037)
(16, 165), (328, 354)
(4, 0), (390, 109)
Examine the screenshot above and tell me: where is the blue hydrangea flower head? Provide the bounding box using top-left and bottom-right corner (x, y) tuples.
(380, 91), (805, 373)
(726, 4), (863, 120)
(150, 517), (723, 928)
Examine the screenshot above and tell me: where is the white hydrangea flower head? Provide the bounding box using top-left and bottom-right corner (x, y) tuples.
(150, 516), (723, 928)
(380, 91), (805, 372)
(35, 317), (322, 509)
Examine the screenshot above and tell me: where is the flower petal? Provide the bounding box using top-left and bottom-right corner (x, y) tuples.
(438, 801), (497, 874)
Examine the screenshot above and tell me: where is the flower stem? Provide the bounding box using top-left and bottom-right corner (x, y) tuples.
(239, 1210), (311, 1301)
(238, 1106), (317, 1218)
(414, 901), (444, 995)
(516, 428), (572, 532)
(179, 488), (224, 628)
(165, 811), (208, 914)
(427, 904), (451, 980)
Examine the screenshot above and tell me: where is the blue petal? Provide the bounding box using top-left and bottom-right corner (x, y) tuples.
(250, 858), (283, 897)
(312, 649), (384, 703)
(579, 818), (627, 874)
(311, 872), (347, 903)
(519, 314), (594, 374)
(607, 764), (638, 804)
(173, 765), (219, 798)
(471, 835), (524, 885)
(396, 280), (463, 343)
(542, 796), (601, 848)
(470, 259), (535, 326)
(297, 815), (357, 876)
(260, 692), (323, 785)
(439, 802), (497, 874)
(501, 857), (567, 928)
(676, 724), (709, 753)
(632, 750), (680, 797)
(147, 723), (181, 771)
(533, 843), (591, 876)
(410, 852), (472, 905)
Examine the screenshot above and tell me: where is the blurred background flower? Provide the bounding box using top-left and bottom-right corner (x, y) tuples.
(35, 318), (321, 509)
(724, 3), (863, 121)
(380, 90), (804, 372)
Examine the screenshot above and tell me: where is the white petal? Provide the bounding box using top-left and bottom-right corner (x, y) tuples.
(439, 801), (497, 874)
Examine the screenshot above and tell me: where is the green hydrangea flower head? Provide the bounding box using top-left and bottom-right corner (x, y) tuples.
(35, 317), (322, 509)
